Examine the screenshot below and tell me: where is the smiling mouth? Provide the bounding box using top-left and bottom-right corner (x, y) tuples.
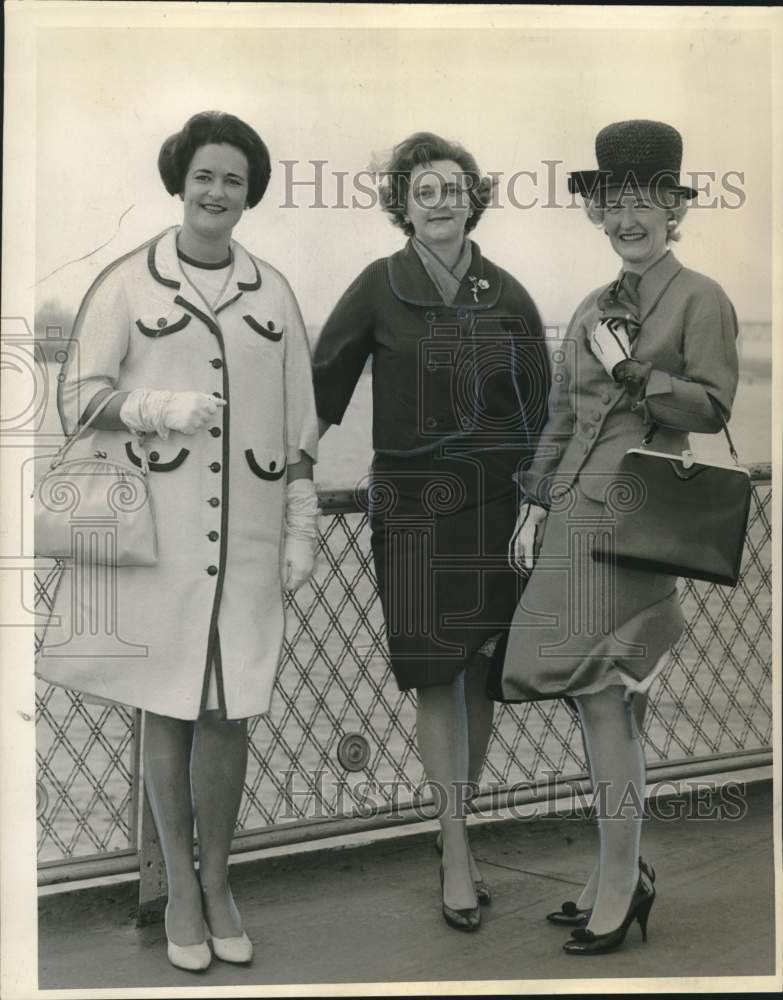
(201, 204), (227, 214)
(619, 232), (647, 242)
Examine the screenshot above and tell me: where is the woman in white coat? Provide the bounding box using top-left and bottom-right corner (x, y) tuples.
(37, 111), (319, 971)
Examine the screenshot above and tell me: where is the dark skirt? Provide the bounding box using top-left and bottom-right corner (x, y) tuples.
(490, 482), (685, 704)
(369, 448), (525, 690)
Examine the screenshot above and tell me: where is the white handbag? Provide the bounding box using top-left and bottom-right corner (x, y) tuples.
(34, 391), (158, 566)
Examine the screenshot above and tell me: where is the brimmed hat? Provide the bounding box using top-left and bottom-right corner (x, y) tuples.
(568, 120), (697, 201)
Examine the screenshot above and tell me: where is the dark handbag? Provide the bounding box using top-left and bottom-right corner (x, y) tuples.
(592, 400), (751, 587)
(34, 391), (158, 566)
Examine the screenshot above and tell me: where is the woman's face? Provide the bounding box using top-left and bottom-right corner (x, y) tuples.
(181, 143), (249, 243)
(603, 189), (671, 272)
(406, 159), (472, 247)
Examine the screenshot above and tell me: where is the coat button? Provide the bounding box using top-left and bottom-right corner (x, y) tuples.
(267, 320), (276, 331)
(587, 428), (596, 438)
(213, 391), (223, 399)
(149, 451), (160, 462)
(602, 393), (611, 404)
(592, 411), (602, 422)
(208, 497), (220, 507)
(210, 427), (221, 437)
(211, 358), (223, 369)
(269, 460), (276, 471)
(206, 565), (218, 576)
(425, 417), (437, 429)
(207, 531), (219, 542)
(157, 318), (167, 329)
(210, 462), (221, 473)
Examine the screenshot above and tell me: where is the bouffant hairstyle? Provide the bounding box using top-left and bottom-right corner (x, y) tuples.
(379, 132), (496, 237)
(584, 186), (689, 243)
(158, 111), (271, 208)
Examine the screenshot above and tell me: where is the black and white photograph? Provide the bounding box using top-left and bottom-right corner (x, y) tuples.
(1, 2), (781, 996)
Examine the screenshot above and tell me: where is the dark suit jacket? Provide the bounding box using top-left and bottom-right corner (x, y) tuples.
(520, 251), (740, 506)
(312, 240), (549, 462)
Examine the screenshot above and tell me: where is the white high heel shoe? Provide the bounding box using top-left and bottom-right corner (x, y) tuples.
(204, 923), (253, 964)
(164, 906), (211, 972)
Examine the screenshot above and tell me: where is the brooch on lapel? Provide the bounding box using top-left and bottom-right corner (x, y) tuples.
(468, 275), (490, 303)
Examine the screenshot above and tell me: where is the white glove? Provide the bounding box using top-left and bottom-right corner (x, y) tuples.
(281, 534), (316, 593)
(589, 319), (632, 378)
(120, 389), (226, 439)
(281, 478), (319, 593)
(508, 502), (547, 573)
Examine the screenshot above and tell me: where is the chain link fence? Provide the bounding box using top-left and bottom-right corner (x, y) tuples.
(36, 470), (772, 876)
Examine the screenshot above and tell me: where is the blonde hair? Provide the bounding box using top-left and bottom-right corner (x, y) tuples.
(584, 188), (689, 243)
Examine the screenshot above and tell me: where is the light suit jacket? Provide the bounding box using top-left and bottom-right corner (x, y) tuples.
(520, 251), (740, 507)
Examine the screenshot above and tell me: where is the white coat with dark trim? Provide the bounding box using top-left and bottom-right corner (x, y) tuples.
(37, 227), (319, 720)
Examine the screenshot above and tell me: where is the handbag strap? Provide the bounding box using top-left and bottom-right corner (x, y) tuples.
(641, 394), (740, 464)
(49, 390), (150, 476)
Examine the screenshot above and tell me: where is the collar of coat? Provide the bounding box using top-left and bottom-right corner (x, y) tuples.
(147, 226), (262, 311)
(387, 239), (503, 310)
(622, 250), (684, 325)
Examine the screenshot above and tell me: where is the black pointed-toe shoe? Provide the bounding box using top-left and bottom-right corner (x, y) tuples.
(434, 833), (492, 905)
(547, 856), (655, 928)
(439, 865), (481, 932)
(562, 876), (655, 956)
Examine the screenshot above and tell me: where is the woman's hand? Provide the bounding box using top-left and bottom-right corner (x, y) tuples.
(162, 392), (227, 435)
(589, 319), (632, 378)
(281, 535), (316, 593)
(120, 388), (226, 438)
(508, 502), (547, 573)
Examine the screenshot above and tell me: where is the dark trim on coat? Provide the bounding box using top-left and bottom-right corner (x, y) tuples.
(172, 291), (231, 716)
(124, 440), (190, 471)
(56, 232), (164, 435)
(237, 258), (262, 291)
(243, 314), (283, 342)
(245, 449), (287, 480)
(177, 248), (232, 270)
(135, 314), (192, 338)
(148, 240), (181, 289)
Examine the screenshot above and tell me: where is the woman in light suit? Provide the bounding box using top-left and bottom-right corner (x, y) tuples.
(496, 120), (739, 954)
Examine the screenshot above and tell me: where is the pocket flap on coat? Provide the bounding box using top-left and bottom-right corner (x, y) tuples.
(242, 315), (284, 342)
(125, 440), (190, 471)
(136, 311), (192, 337)
(245, 448), (287, 480)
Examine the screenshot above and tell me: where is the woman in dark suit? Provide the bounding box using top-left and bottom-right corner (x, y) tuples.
(499, 120), (740, 953)
(313, 132), (550, 931)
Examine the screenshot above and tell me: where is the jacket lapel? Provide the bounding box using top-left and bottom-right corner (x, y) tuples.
(387, 240), (502, 310)
(638, 251), (683, 325)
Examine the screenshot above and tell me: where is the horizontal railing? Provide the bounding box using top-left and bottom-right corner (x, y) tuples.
(36, 465), (773, 889)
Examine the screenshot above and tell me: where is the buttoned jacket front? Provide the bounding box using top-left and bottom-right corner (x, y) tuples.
(313, 240), (549, 464)
(521, 252), (740, 507)
(38, 227), (318, 720)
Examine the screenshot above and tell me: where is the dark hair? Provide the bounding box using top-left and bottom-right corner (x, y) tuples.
(158, 111), (271, 208)
(379, 131), (495, 237)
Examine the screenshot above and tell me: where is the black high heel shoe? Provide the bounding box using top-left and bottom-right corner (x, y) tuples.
(434, 832), (492, 905)
(562, 875), (656, 955)
(546, 857), (655, 928)
(439, 865), (481, 932)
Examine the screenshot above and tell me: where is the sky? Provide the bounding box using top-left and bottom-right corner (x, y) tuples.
(34, 12), (773, 329)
